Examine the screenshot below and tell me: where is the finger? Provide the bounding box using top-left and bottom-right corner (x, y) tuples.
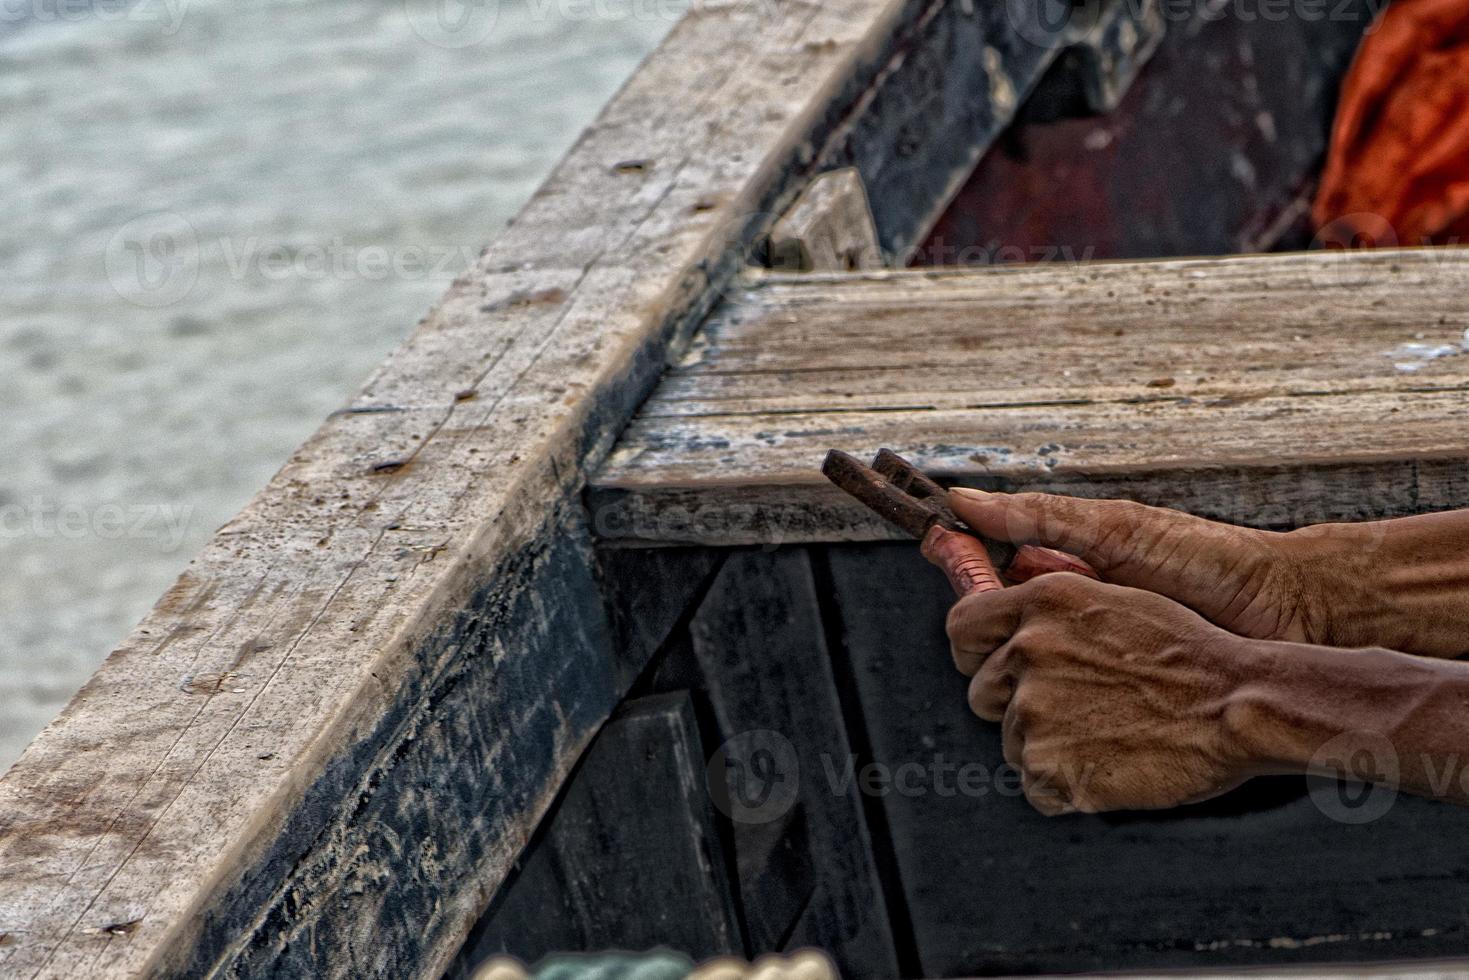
(1021, 763), (1076, 817)
(945, 587), (1029, 676)
(922, 525), (1003, 597)
(949, 489), (1238, 588)
(1001, 691), (1077, 816)
(1008, 545), (1100, 583)
(966, 643), (1019, 721)
(1000, 695), (1026, 771)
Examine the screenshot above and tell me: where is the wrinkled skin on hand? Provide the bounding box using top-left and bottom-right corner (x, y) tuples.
(950, 490), (1468, 659)
(929, 490), (1469, 816)
(946, 572), (1256, 814)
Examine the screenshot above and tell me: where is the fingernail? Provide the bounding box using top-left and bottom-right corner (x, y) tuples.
(919, 524), (953, 561)
(949, 488), (992, 501)
(1009, 546), (1100, 582)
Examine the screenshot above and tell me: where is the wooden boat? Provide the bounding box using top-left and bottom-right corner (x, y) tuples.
(6, 0), (1469, 976)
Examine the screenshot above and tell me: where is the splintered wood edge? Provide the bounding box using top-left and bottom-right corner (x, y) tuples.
(0, 2), (954, 977)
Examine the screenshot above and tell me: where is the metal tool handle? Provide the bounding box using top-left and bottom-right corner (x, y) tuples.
(822, 448), (1009, 596)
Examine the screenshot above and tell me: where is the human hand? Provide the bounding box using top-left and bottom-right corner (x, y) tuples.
(956, 490), (1469, 659)
(944, 572), (1261, 814)
(948, 489), (1469, 657)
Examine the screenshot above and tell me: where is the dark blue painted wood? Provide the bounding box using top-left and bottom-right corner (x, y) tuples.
(826, 542), (1469, 977)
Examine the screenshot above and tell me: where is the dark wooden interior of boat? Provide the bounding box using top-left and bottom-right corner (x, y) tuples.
(449, 4), (1469, 977)
(917, 1), (1369, 264)
(14, 0), (1469, 976)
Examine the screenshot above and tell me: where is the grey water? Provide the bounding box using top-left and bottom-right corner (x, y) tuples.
(0, 0), (674, 770)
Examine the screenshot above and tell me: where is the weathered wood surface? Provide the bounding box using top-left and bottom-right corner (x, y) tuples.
(814, 0), (1072, 260)
(0, 1), (1030, 975)
(450, 693), (741, 972)
(768, 168), (883, 272)
(824, 542), (1469, 977)
(681, 550), (898, 975)
(922, 0), (1370, 261)
(593, 546), (725, 690)
(454, 548), (901, 975)
(592, 250), (1469, 546)
(1062, 0), (1164, 115)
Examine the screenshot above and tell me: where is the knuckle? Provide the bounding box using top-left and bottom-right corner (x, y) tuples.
(1106, 498), (1154, 528)
(1009, 623), (1064, 660)
(1009, 688), (1043, 729)
(946, 589), (1018, 645)
(1065, 785), (1104, 814)
(967, 671), (1007, 721)
(1023, 573), (1070, 602)
(1001, 730), (1023, 768)
(944, 592), (987, 639)
(1021, 572), (1091, 610)
(1023, 782), (1070, 817)
(951, 641), (982, 677)
(977, 646), (1013, 686)
(987, 687), (1016, 721)
(1019, 743), (1044, 775)
(1013, 492), (1058, 518)
(966, 679), (991, 719)
(1094, 499), (1163, 560)
(1001, 630), (1034, 663)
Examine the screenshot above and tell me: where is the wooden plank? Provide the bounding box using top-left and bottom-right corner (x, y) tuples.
(621, 251), (1469, 408)
(814, 0), (1067, 258)
(593, 547), (726, 690)
(824, 542), (1469, 977)
(591, 250), (1469, 545)
(680, 549), (900, 975)
(0, 1), (1037, 975)
(450, 693), (742, 972)
(768, 168), (883, 272)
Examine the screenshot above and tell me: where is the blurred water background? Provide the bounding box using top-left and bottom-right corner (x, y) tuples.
(0, 0), (675, 769)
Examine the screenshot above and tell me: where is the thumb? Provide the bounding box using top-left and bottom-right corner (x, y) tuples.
(947, 489), (1232, 589)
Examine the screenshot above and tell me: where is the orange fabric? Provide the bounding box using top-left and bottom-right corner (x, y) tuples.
(1314, 0), (1469, 246)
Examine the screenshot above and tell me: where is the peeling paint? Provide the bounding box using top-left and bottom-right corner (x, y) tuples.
(982, 47), (1015, 116)
(1388, 328), (1469, 372)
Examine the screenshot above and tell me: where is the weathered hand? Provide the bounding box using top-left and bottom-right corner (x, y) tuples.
(946, 572), (1258, 814)
(950, 490), (1469, 659)
(951, 488), (1315, 643)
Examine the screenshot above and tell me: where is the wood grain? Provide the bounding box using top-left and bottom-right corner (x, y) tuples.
(592, 249), (1469, 545)
(768, 167), (883, 272)
(683, 550), (899, 975)
(450, 693), (741, 972)
(0, 1), (980, 976)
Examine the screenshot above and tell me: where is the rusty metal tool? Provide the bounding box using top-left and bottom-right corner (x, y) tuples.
(821, 449), (1012, 595)
(871, 447), (949, 502)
